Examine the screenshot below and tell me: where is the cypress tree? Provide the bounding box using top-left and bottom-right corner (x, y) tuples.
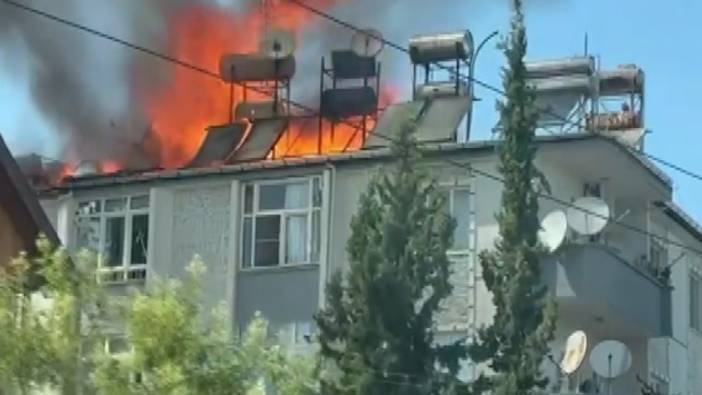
(315, 119), (467, 395)
(467, 1), (557, 394)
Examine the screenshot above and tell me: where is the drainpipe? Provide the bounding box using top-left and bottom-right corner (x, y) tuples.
(318, 163), (336, 310)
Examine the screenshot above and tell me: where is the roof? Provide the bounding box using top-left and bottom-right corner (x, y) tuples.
(654, 200), (702, 246)
(0, 134), (59, 248)
(44, 133), (672, 193)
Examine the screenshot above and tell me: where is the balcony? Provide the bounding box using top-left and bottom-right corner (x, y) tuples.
(542, 243), (671, 338)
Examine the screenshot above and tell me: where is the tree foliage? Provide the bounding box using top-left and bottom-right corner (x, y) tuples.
(92, 258), (316, 395)
(315, 119), (467, 395)
(1, 241), (313, 395)
(467, 1), (557, 394)
(0, 236), (102, 395)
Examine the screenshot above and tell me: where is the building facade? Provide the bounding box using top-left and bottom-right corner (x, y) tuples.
(39, 133), (702, 395)
(0, 134), (59, 266)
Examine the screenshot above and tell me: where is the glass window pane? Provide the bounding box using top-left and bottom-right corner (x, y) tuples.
(76, 217), (101, 252)
(104, 217), (125, 267)
(130, 214), (149, 265)
(242, 217), (253, 268)
(452, 189), (471, 250)
(311, 210), (321, 263)
(78, 200), (101, 215)
(105, 198), (127, 213)
(285, 214), (308, 264)
(259, 184), (286, 211)
(130, 195), (150, 210)
(244, 185), (254, 214)
(313, 178), (322, 207)
(285, 182), (309, 209)
(254, 215), (280, 267)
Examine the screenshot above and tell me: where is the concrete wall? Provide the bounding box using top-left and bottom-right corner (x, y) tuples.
(43, 143), (698, 391)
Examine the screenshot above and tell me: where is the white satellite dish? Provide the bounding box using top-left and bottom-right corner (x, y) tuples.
(351, 28), (385, 57)
(538, 209), (568, 252)
(566, 197), (610, 236)
(260, 29), (296, 59)
(589, 340), (632, 379)
(560, 330), (588, 375)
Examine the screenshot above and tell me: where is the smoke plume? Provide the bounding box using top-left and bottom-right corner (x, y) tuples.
(0, 0), (540, 169)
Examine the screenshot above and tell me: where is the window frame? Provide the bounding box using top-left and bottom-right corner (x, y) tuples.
(240, 177), (322, 269)
(438, 182), (475, 256)
(74, 195), (150, 283)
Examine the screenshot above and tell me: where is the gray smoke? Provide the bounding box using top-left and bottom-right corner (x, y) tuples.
(0, 0), (557, 167)
(0, 0), (229, 166)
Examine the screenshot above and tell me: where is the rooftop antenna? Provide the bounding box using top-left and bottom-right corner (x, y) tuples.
(351, 28), (385, 58)
(584, 33), (589, 56)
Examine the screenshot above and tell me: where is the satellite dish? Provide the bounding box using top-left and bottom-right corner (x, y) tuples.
(260, 29), (296, 59)
(538, 210), (568, 252)
(589, 340), (632, 379)
(566, 197), (610, 235)
(560, 330), (588, 375)
(351, 28), (384, 57)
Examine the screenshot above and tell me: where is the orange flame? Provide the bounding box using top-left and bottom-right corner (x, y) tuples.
(142, 1), (348, 169)
(270, 87), (399, 158)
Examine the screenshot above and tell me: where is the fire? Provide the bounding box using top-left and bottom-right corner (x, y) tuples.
(270, 87), (399, 158)
(142, 1), (345, 169)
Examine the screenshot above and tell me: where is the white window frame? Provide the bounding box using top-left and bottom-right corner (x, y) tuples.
(241, 177), (322, 269)
(690, 271), (702, 333)
(74, 195), (150, 283)
(439, 183), (475, 256)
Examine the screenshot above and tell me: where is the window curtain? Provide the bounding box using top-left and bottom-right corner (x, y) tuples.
(286, 214), (308, 263)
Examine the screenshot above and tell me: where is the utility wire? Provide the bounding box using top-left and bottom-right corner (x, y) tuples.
(286, 0), (702, 185)
(3, 0), (702, 258)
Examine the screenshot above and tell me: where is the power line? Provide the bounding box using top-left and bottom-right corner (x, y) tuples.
(3, 0), (701, 258)
(287, 0), (702, 187)
(638, 150), (702, 183)
(282, 0), (702, 256)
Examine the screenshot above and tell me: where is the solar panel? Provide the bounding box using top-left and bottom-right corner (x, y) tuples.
(363, 101), (425, 148)
(415, 96), (471, 142)
(229, 119), (287, 162)
(189, 123), (248, 167)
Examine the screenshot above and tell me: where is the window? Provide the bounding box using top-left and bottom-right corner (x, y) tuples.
(241, 178), (322, 268)
(75, 195), (150, 282)
(691, 273), (702, 332)
(440, 187), (473, 252)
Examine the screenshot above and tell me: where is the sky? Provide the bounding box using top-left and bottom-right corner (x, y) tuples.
(0, 0), (701, 221)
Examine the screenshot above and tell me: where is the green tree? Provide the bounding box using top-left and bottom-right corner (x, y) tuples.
(92, 258), (316, 395)
(0, 236), (103, 395)
(315, 119), (466, 395)
(467, 1), (556, 394)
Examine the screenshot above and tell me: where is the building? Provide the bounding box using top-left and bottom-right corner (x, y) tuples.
(0, 134), (59, 266)
(37, 44), (702, 394)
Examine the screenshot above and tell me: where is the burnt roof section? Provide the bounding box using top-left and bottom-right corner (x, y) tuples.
(0, 134), (59, 248)
(45, 134), (671, 194)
